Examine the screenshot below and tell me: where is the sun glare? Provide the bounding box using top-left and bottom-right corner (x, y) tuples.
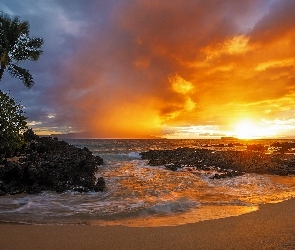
(234, 120), (263, 139)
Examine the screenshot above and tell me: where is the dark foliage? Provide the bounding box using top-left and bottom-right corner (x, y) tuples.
(0, 91), (27, 158)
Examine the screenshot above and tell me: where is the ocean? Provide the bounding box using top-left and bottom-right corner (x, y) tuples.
(0, 139), (295, 227)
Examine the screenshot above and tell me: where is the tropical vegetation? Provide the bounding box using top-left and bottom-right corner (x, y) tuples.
(0, 12), (43, 158)
(0, 91), (27, 158)
(0, 12), (43, 87)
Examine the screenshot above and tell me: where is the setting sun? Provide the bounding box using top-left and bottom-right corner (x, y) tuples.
(234, 120), (260, 139)
(233, 119), (279, 139)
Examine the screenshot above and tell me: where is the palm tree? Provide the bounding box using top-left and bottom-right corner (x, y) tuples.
(0, 12), (43, 88)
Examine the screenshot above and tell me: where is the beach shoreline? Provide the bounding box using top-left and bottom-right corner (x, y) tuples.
(1, 198), (294, 250)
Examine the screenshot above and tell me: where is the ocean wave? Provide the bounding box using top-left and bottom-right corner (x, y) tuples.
(1, 139), (295, 226)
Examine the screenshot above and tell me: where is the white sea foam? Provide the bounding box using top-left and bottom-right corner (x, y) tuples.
(127, 152), (142, 159)
(1, 139), (295, 226)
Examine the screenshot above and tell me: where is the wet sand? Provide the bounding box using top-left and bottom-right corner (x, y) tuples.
(1, 198), (295, 250)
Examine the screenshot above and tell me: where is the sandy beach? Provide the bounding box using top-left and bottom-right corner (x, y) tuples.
(1, 198), (294, 250)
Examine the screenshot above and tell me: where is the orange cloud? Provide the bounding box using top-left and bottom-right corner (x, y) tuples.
(50, 0), (295, 138)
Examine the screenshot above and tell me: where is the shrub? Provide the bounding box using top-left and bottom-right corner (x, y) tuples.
(0, 91), (27, 158)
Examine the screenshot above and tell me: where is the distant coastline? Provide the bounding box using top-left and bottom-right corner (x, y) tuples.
(220, 136), (238, 140)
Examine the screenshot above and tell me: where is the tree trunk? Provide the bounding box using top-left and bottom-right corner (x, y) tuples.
(0, 65), (5, 81)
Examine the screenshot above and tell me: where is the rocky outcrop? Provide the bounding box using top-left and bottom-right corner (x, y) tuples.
(0, 129), (105, 195)
(270, 142), (295, 153)
(140, 147), (295, 177)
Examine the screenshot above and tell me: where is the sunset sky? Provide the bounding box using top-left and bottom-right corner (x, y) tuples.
(1, 0), (295, 139)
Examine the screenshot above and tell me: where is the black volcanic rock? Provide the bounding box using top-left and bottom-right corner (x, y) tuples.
(0, 129), (105, 195)
(246, 144), (267, 152)
(140, 147), (295, 176)
(270, 142), (295, 153)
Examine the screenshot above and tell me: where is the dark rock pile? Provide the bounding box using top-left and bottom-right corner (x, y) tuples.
(0, 129), (105, 195)
(270, 142), (295, 153)
(140, 147), (295, 177)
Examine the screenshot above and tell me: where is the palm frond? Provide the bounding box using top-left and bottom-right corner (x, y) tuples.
(7, 64), (34, 88)
(0, 14), (30, 53)
(25, 37), (43, 61)
(16, 20), (29, 36)
(0, 12), (43, 87)
(11, 36), (43, 62)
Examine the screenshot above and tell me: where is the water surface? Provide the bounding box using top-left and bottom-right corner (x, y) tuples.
(0, 139), (294, 226)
